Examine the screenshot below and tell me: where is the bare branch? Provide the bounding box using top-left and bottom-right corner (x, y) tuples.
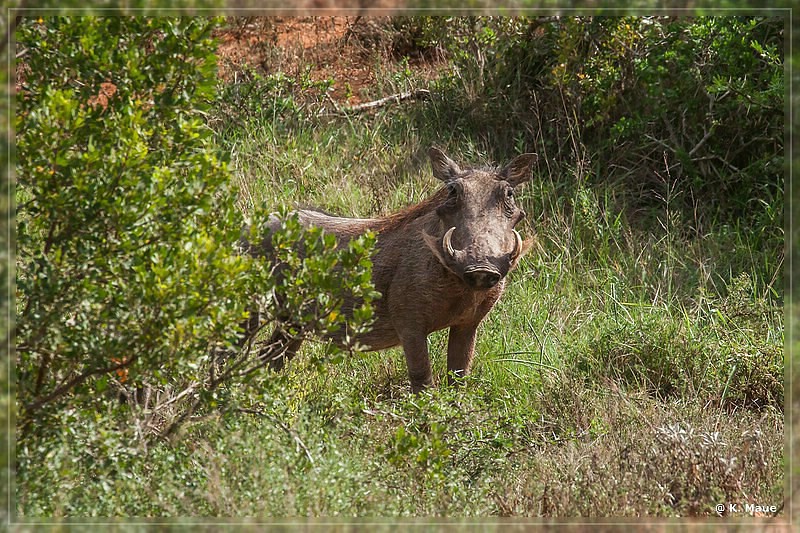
(22, 355), (138, 418)
(326, 88), (431, 116)
(688, 125), (715, 158)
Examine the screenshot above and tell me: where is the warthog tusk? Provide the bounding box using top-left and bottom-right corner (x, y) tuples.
(511, 230), (523, 260)
(442, 227), (457, 259)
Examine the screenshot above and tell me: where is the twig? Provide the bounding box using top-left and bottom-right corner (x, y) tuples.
(23, 355), (138, 417)
(688, 125), (715, 157)
(324, 90), (342, 114)
(328, 88), (431, 115)
(153, 382), (199, 411)
(342, 16), (362, 45)
(362, 407), (406, 421)
(239, 408), (315, 466)
(490, 354), (560, 373)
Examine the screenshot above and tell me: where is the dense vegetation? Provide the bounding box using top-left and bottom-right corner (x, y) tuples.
(14, 16), (784, 520)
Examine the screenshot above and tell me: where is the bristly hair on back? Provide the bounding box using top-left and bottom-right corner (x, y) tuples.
(368, 187), (449, 233)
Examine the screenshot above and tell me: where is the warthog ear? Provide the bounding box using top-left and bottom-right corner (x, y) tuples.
(429, 147), (462, 183)
(499, 153), (538, 187)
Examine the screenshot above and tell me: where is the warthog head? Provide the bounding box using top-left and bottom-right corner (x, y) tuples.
(422, 148), (537, 290)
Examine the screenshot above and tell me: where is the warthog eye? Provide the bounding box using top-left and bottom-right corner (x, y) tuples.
(502, 185), (516, 217)
(438, 181), (462, 214)
(447, 181), (462, 197)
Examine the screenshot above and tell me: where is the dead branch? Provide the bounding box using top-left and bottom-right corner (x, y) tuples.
(329, 88), (431, 115)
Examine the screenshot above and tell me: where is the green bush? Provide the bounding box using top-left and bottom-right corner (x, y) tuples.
(15, 17), (376, 441)
(16, 16), (248, 434)
(15, 16), (381, 516)
(394, 16), (782, 234)
(565, 17), (784, 226)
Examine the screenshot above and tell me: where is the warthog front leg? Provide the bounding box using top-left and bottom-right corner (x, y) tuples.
(446, 324), (478, 386)
(400, 334), (433, 393)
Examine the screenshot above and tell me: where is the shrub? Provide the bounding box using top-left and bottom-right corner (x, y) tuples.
(396, 16), (783, 233)
(16, 16), (247, 435)
(15, 17), (377, 442)
(565, 16), (784, 227)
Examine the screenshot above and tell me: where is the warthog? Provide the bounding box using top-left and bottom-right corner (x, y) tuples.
(245, 147), (537, 392)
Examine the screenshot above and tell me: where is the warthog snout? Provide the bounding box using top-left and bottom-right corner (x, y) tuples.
(462, 266), (502, 289)
(441, 225), (524, 288)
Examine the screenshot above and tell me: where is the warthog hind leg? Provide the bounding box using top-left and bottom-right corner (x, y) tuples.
(260, 324), (304, 372)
